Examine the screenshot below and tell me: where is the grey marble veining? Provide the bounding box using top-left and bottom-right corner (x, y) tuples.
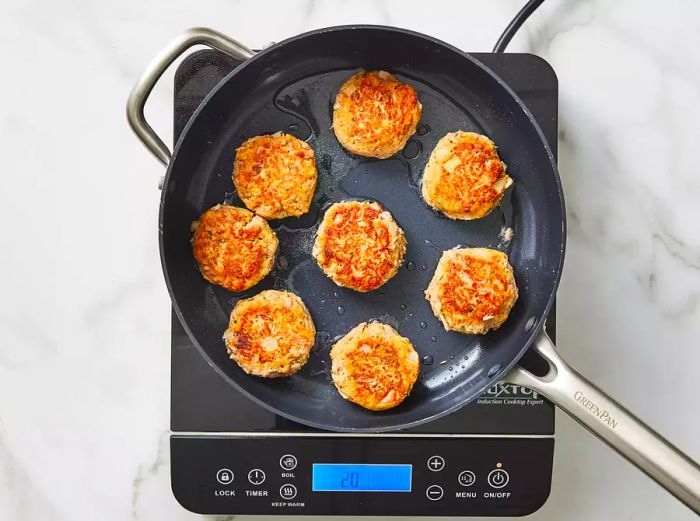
(0, 0), (698, 520)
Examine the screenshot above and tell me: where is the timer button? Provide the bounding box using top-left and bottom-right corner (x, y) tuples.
(426, 485), (444, 501)
(216, 468), (234, 485)
(280, 483), (297, 499)
(280, 454), (298, 470)
(427, 455), (445, 471)
(487, 468), (509, 489)
(248, 468), (266, 485)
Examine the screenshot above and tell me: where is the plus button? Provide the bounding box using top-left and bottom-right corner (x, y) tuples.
(427, 455), (445, 472)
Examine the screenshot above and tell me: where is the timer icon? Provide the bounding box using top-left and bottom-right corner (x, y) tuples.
(248, 468), (266, 485)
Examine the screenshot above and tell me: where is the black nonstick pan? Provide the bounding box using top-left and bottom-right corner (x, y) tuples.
(127, 26), (700, 512)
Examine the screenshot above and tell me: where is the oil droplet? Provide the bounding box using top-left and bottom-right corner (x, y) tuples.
(406, 261), (416, 271)
(449, 354), (455, 360)
(424, 239), (441, 252)
(333, 292), (340, 299)
(422, 355), (434, 365)
(400, 303), (407, 310)
(421, 264), (427, 270)
(208, 293), (215, 300)
(288, 123), (299, 130)
(402, 140), (422, 159)
(488, 364), (502, 377)
(419, 321), (427, 329)
(417, 124), (431, 136)
(430, 336), (437, 342)
(337, 306), (345, 315)
(216, 172), (223, 179)
(448, 366), (454, 371)
(525, 316), (537, 332)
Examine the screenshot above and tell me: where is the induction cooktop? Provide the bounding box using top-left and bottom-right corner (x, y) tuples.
(169, 49), (558, 516)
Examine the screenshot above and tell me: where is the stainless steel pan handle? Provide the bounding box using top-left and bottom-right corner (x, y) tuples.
(505, 331), (700, 513)
(126, 27), (254, 166)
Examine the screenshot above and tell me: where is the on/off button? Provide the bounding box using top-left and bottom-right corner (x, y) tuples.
(487, 468), (509, 489)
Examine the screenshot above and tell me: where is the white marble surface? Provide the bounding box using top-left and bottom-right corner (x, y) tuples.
(1, 0), (699, 519)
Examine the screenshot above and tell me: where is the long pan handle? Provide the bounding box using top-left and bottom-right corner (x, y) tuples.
(126, 27), (254, 166)
(504, 331), (700, 513)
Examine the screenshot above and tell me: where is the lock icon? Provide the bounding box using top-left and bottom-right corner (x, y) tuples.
(216, 468), (234, 485)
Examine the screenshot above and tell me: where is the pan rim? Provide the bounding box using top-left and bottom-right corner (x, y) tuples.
(160, 24), (567, 432)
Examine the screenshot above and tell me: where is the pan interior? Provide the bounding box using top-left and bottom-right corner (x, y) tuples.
(161, 27), (564, 431)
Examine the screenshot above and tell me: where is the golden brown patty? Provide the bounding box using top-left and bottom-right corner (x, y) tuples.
(330, 322), (420, 411)
(223, 290), (316, 377)
(233, 132), (317, 219)
(312, 201), (407, 292)
(425, 248), (518, 334)
(332, 70), (422, 159)
(422, 131), (512, 220)
(191, 204), (278, 292)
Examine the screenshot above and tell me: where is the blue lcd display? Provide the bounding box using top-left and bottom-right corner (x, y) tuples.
(312, 464), (412, 492)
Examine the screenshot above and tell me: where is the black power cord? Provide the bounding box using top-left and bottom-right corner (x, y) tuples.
(493, 0), (545, 53)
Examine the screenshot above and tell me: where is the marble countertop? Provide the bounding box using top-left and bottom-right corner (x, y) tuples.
(1, 0), (699, 519)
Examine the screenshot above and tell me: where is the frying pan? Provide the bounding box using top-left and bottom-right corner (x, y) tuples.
(127, 26), (700, 511)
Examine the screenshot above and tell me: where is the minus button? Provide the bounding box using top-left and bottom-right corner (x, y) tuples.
(426, 485), (444, 501)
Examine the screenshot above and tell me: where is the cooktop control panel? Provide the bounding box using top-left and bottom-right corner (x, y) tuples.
(171, 436), (553, 516)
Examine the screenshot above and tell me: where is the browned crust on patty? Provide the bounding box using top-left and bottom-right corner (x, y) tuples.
(233, 132), (317, 219)
(312, 200), (407, 292)
(422, 131), (512, 220)
(330, 322), (419, 411)
(223, 290), (316, 377)
(333, 70), (422, 159)
(425, 247), (518, 334)
(191, 204), (278, 292)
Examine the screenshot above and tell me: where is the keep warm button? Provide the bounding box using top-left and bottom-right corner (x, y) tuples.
(487, 468), (509, 489)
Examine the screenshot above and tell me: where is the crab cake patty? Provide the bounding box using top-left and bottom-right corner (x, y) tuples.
(333, 70), (422, 159)
(223, 290), (316, 378)
(313, 201), (407, 292)
(425, 248), (518, 335)
(233, 132), (317, 219)
(191, 204), (278, 292)
(422, 131), (512, 220)
(331, 322), (420, 411)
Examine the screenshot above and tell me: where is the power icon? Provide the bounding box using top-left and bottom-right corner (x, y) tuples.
(487, 468), (509, 489)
